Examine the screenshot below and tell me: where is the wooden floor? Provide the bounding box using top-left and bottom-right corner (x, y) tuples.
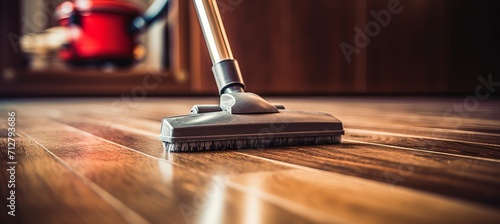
(1, 97), (499, 224)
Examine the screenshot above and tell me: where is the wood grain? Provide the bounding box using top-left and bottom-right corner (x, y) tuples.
(1, 97), (500, 223)
(14, 119), (314, 223)
(344, 129), (500, 159)
(240, 143), (500, 207)
(53, 115), (292, 175)
(0, 130), (130, 224)
(46, 106), (500, 161)
(228, 169), (500, 224)
(51, 112), (500, 207)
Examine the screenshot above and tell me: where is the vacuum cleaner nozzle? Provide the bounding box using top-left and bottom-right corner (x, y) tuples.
(160, 93), (344, 152)
(160, 0), (344, 152)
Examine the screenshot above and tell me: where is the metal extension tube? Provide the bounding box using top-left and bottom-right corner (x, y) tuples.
(193, 0), (245, 94)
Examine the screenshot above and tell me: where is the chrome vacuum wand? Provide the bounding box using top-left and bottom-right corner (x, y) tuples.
(193, 0), (245, 94)
(192, 0), (279, 114)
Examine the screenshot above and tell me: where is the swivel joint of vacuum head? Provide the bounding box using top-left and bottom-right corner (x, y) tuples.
(212, 59), (245, 94)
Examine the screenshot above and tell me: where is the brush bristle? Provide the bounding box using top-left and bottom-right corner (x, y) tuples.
(163, 135), (341, 152)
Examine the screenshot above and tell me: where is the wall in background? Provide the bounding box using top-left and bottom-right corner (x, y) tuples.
(1, 0), (22, 85)
(1, 0), (499, 96)
(189, 0), (500, 95)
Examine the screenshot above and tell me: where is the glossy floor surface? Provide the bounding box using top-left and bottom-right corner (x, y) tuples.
(1, 97), (499, 224)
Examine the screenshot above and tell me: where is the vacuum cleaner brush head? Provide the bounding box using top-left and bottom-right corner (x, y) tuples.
(160, 110), (344, 152)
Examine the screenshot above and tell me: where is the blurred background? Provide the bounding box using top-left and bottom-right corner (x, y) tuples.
(0, 0), (499, 97)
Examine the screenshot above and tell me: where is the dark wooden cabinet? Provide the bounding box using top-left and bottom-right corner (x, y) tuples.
(188, 0), (362, 94)
(364, 0), (450, 93)
(185, 0), (499, 95)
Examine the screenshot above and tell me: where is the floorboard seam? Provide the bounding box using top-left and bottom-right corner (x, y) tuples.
(346, 128), (500, 147)
(19, 129), (150, 224)
(343, 139), (500, 163)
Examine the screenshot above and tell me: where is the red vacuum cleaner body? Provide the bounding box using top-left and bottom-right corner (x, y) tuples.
(55, 0), (168, 66)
